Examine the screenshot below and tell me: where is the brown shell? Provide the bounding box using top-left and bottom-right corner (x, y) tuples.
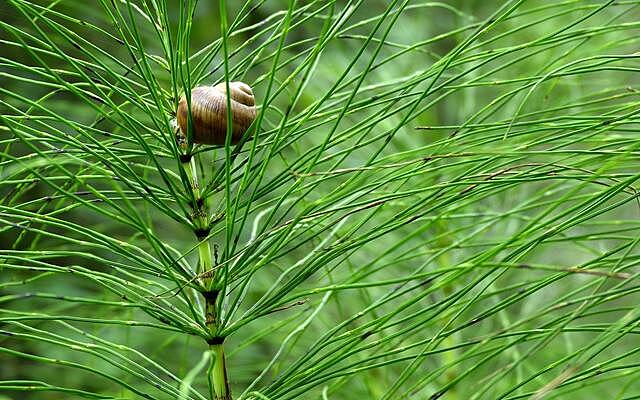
(177, 81), (256, 145)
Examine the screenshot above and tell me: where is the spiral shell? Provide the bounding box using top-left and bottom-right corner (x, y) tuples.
(177, 81), (256, 145)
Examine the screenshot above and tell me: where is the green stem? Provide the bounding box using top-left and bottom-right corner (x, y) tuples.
(198, 239), (213, 286)
(204, 291), (230, 399)
(210, 343), (231, 400)
(180, 155), (231, 399)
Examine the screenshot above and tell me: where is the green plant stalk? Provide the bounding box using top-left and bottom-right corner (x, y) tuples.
(182, 156), (231, 400)
(198, 238), (214, 285)
(210, 343), (231, 400)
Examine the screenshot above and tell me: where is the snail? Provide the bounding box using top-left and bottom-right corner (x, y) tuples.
(177, 81), (256, 146)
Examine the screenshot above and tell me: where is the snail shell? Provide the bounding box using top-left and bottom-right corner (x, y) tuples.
(177, 81), (256, 145)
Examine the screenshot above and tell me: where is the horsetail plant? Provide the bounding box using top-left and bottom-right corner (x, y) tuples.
(2, 1), (640, 399)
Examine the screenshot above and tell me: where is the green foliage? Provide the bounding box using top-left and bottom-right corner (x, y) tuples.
(1, 1), (640, 399)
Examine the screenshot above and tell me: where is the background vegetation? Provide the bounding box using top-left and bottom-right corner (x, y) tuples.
(1, 0), (640, 399)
